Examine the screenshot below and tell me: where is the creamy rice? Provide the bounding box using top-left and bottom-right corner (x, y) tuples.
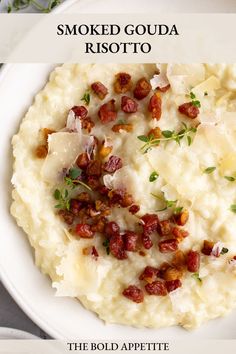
(11, 63), (236, 329)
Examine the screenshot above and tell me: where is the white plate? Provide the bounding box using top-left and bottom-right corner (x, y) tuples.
(1, 0), (236, 341)
(0, 327), (38, 339)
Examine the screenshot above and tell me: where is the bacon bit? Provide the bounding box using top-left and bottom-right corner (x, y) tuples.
(103, 155), (123, 173)
(139, 251), (146, 257)
(128, 204), (140, 214)
(87, 176), (101, 190)
(70, 199), (83, 216)
(139, 266), (159, 283)
(121, 96), (138, 113)
(75, 224), (94, 238)
(108, 189), (133, 208)
(112, 123), (133, 133)
(173, 210), (189, 226)
(71, 106), (88, 119)
(171, 250), (186, 269)
(157, 84), (170, 93)
(42, 128), (55, 141)
(178, 102), (199, 119)
(58, 209), (74, 225)
(165, 279), (182, 293)
(76, 152), (90, 170)
(83, 246), (99, 259)
(87, 206), (100, 217)
(91, 81), (108, 100)
(120, 193), (134, 207)
(123, 285), (144, 303)
(133, 77), (152, 100)
(104, 221), (120, 238)
(148, 93), (162, 120)
(98, 185), (110, 196)
(91, 218), (106, 233)
(99, 141), (113, 159)
(78, 208), (90, 223)
(91, 246), (99, 258)
(162, 266), (183, 281)
(86, 160), (102, 177)
(110, 234), (127, 260)
(114, 72), (132, 94)
(158, 239), (178, 253)
(81, 117), (95, 133)
(141, 233), (153, 249)
(201, 240), (214, 256)
(76, 192), (91, 203)
(158, 262), (170, 279)
(148, 127), (162, 139)
(186, 251), (200, 272)
(145, 281), (167, 296)
(35, 144), (48, 158)
(95, 200), (108, 211)
(172, 227), (189, 242)
(123, 231), (139, 252)
(140, 214), (159, 236)
(157, 220), (172, 236)
(98, 99), (117, 124)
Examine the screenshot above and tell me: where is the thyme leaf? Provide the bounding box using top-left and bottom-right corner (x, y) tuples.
(191, 272), (202, 283)
(138, 123), (197, 154)
(224, 176), (236, 182)
(220, 247), (229, 255)
(189, 91), (201, 108)
(102, 239), (110, 255)
(149, 171), (159, 182)
(230, 204), (236, 213)
(204, 166), (216, 174)
(81, 91), (90, 105)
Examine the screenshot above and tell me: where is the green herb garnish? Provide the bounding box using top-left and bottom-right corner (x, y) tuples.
(102, 239), (110, 255)
(81, 91), (90, 105)
(64, 168), (92, 191)
(220, 247), (229, 255)
(204, 166), (216, 174)
(191, 272), (202, 283)
(117, 119), (126, 125)
(224, 176), (236, 182)
(5, 0), (60, 13)
(149, 171), (159, 182)
(190, 91), (201, 108)
(137, 123), (197, 153)
(68, 167), (82, 180)
(53, 188), (70, 211)
(230, 204), (236, 213)
(151, 193), (179, 212)
(174, 206), (184, 214)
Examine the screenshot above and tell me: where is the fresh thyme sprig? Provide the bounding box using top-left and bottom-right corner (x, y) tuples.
(138, 123), (197, 154)
(64, 167), (92, 192)
(53, 167), (92, 210)
(151, 193), (182, 213)
(189, 91), (201, 108)
(54, 188), (70, 211)
(4, 0), (60, 13)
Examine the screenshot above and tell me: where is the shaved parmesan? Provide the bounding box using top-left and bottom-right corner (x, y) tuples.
(167, 64), (205, 94)
(41, 132), (82, 182)
(150, 73), (169, 90)
(193, 76), (220, 97)
(211, 242), (224, 257)
(66, 110), (82, 133)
